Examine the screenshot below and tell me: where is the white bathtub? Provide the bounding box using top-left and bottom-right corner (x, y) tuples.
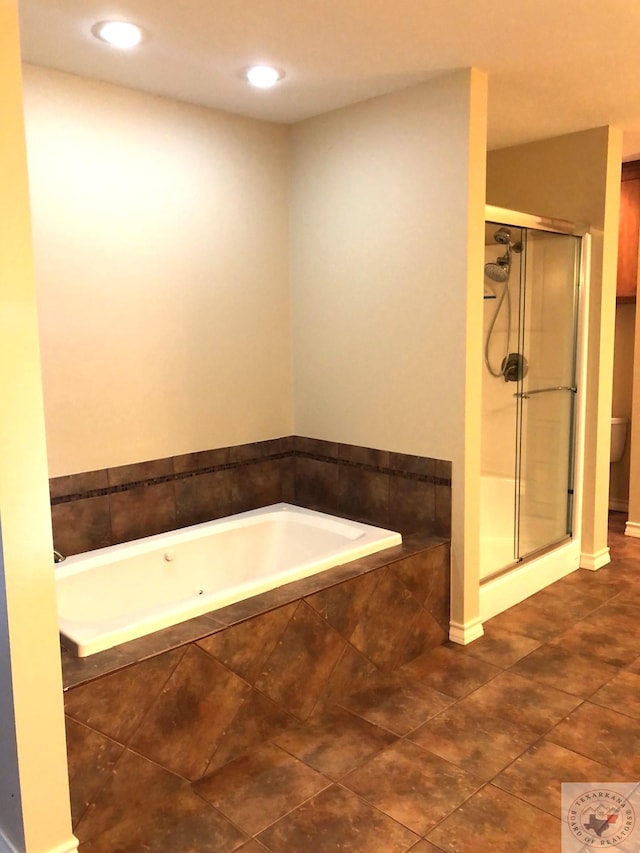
(56, 503), (402, 658)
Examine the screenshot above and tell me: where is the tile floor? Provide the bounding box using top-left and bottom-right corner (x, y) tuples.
(78, 513), (640, 852)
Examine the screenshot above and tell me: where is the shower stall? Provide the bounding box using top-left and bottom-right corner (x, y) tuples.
(480, 205), (588, 615)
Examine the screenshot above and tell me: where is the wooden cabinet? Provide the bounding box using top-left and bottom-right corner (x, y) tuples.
(617, 160), (640, 302)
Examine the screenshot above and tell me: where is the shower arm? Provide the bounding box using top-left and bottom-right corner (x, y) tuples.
(514, 385), (577, 399)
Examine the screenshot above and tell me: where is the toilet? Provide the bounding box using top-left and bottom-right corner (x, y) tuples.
(611, 417), (629, 463)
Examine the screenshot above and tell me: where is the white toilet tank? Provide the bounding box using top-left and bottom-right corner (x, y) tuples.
(611, 417), (629, 463)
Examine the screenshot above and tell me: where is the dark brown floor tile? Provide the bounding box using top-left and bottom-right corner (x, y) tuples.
(449, 628), (541, 668)
(546, 702), (640, 775)
(235, 842), (268, 853)
(553, 567), (630, 599)
(256, 783), (419, 852)
(197, 603), (296, 684)
(255, 602), (345, 719)
(349, 569), (423, 671)
(523, 584), (606, 621)
(409, 701), (540, 781)
(550, 618), (640, 667)
(65, 717), (124, 829)
(109, 482), (176, 544)
(52, 495), (112, 556)
(274, 705), (396, 779)
(584, 605), (640, 649)
(407, 842), (446, 853)
(627, 654), (640, 673)
(64, 648), (183, 744)
(75, 748), (187, 842)
(427, 784), (560, 852)
(130, 644), (251, 780)
(339, 675), (454, 735)
(195, 743), (330, 836)
(589, 598), (640, 625)
(509, 643), (619, 698)
(84, 798), (246, 853)
(399, 645), (501, 698)
(493, 740), (630, 819)
(342, 740), (482, 835)
(609, 585), (640, 608)
(174, 469), (232, 527)
(304, 571), (379, 638)
(204, 691), (296, 774)
(485, 599), (570, 641)
(463, 670), (581, 734)
(79, 753), (245, 852)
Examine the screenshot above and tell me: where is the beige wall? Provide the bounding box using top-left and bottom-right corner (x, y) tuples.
(487, 126), (623, 568)
(610, 303), (634, 507)
(23, 65), (293, 478)
(291, 71), (478, 460)
(290, 69), (489, 636)
(0, 4), (74, 851)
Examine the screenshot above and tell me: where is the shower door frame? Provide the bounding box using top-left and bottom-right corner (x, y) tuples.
(479, 204), (591, 620)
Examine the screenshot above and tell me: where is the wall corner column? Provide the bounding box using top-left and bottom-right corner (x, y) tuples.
(449, 67), (488, 644)
(0, 3), (76, 851)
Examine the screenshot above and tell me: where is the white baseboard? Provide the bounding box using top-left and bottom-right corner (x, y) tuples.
(608, 497), (629, 512)
(580, 547), (611, 571)
(449, 618), (484, 645)
(625, 521), (640, 539)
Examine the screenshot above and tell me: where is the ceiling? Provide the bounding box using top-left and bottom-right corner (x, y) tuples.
(17, 0), (640, 158)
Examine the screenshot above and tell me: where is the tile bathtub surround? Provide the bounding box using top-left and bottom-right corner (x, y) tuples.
(64, 539), (450, 838)
(50, 436), (452, 556)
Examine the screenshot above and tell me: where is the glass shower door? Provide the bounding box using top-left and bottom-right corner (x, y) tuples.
(514, 229), (581, 561)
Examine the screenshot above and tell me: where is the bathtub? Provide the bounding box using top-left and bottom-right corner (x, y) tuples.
(56, 503), (402, 658)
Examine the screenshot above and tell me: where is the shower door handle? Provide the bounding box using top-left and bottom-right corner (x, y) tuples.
(514, 385), (577, 399)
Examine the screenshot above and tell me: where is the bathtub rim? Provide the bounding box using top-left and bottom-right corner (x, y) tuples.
(56, 503), (403, 659)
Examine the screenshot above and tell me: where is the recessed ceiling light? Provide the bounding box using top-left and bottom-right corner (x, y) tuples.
(91, 21), (144, 49)
(244, 65), (285, 89)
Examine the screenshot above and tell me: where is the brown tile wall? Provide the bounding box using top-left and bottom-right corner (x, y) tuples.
(50, 436), (452, 556)
(64, 540), (449, 834)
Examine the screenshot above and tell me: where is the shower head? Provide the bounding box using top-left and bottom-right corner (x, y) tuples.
(485, 261), (510, 283)
(494, 227), (512, 245)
